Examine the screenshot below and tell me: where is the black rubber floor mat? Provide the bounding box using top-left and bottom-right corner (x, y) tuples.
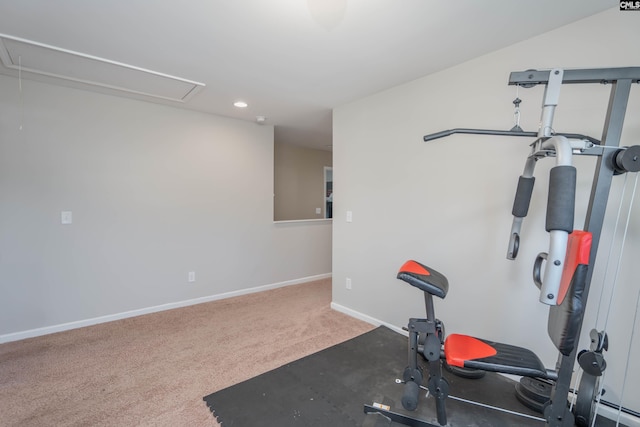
(203, 326), (617, 426)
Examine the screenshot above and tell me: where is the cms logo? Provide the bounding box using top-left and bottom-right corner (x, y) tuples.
(620, 1), (640, 9)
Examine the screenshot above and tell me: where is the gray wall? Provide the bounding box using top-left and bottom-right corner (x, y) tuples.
(274, 141), (332, 221)
(333, 8), (640, 416)
(0, 75), (332, 338)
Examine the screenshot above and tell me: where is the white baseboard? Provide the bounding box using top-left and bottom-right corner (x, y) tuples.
(0, 273), (332, 344)
(330, 301), (407, 336)
(590, 401), (640, 427)
(330, 302), (640, 427)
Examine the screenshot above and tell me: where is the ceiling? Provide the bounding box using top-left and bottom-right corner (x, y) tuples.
(0, 0), (617, 151)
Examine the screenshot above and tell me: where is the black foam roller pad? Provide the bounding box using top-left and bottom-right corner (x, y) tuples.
(512, 176), (535, 218)
(546, 166), (576, 233)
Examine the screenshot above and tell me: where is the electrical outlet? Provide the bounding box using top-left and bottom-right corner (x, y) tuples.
(346, 277), (352, 290)
(346, 211), (353, 222)
(316, 207), (322, 214)
(61, 211), (73, 225)
(188, 271), (195, 283)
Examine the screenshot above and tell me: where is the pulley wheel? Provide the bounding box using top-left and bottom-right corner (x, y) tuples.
(614, 145), (640, 173)
(574, 373), (600, 427)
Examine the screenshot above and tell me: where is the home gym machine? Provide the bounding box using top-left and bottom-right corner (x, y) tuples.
(364, 67), (640, 426)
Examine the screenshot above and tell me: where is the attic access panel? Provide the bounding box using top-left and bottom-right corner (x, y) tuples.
(0, 34), (205, 102)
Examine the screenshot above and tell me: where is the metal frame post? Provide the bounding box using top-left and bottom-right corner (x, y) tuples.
(509, 69), (636, 426)
(547, 78), (634, 426)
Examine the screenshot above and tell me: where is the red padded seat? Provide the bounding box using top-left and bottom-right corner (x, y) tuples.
(397, 260), (449, 299)
(444, 334), (548, 378)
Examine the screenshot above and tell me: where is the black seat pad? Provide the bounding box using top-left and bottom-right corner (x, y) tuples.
(444, 334), (548, 379)
(397, 260), (448, 299)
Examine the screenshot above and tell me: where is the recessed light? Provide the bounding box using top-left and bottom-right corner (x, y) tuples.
(233, 101), (248, 108)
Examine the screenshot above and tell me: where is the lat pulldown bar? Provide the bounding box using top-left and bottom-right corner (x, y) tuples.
(422, 128), (599, 144)
(422, 68), (640, 306)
